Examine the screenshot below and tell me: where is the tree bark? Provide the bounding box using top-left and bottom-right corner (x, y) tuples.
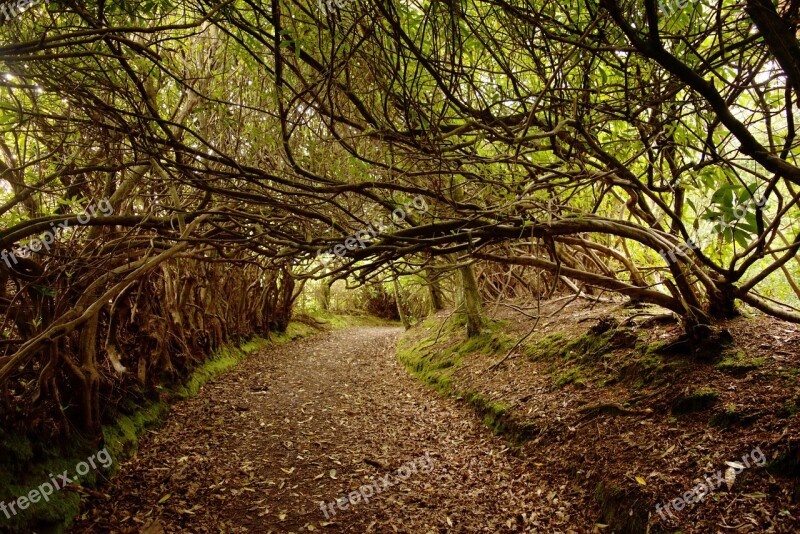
(393, 277), (411, 329)
(426, 267), (446, 312)
(458, 264), (483, 337)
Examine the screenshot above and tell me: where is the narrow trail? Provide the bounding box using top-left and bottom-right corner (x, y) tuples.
(73, 327), (581, 533)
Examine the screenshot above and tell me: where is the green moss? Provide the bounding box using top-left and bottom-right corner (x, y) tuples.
(303, 310), (397, 329)
(0, 430), (34, 465)
(398, 320), (513, 391)
(101, 401), (169, 465)
(0, 434), (106, 533)
(641, 340), (669, 357)
(780, 396), (800, 418)
(460, 390), (535, 443)
(174, 345), (245, 399)
(266, 322), (330, 344)
(401, 320), (646, 442)
(709, 403), (736, 428)
(172, 334), (279, 400)
(568, 328), (636, 361)
(398, 330), (463, 396)
(452, 329), (514, 357)
(715, 351), (767, 375)
(554, 366), (587, 388)
(523, 327), (641, 392)
(617, 341), (685, 389)
(525, 333), (568, 361)
(239, 335), (272, 352)
(526, 328), (637, 364)
(398, 322), (537, 444)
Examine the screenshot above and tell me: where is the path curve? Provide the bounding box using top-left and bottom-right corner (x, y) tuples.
(72, 327), (579, 533)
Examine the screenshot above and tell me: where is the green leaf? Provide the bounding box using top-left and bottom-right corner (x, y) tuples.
(710, 184), (739, 207)
(722, 226), (733, 243)
(598, 67), (607, 86)
(735, 212), (758, 234)
(733, 229), (751, 249)
(701, 210), (722, 221)
(742, 183), (759, 200)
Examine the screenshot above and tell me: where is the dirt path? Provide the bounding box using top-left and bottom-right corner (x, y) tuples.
(72, 327), (584, 533)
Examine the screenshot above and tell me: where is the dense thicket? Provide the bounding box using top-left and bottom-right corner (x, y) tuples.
(1, 0), (799, 436)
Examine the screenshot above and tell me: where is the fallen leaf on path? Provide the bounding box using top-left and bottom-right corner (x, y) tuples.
(724, 467), (736, 490)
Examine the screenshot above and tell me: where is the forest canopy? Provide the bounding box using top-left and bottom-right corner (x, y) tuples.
(1, 0), (799, 433)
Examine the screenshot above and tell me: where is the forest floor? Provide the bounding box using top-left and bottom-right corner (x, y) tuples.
(70, 326), (578, 533)
(68, 301), (800, 533)
(396, 299), (800, 533)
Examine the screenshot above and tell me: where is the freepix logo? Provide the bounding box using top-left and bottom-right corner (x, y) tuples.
(315, 196), (428, 268)
(655, 446), (766, 521)
(319, 453), (434, 520)
(0, 0), (49, 22)
(317, 0), (351, 16)
(658, 0), (713, 17)
(1, 198), (113, 269)
(0, 448), (113, 521)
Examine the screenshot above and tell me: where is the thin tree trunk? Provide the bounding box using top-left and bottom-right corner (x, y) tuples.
(318, 279), (331, 311)
(393, 277), (410, 329)
(459, 264), (483, 337)
(427, 268), (445, 312)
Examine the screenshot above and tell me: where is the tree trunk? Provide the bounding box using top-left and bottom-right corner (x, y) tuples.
(427, 268), (445, 312)
(318, 279), (331, 311)
(458, 264), (483, 337)
(78, 312), (101, 432)
(707, 281), (739, 319)
(393, 277), (411, 329)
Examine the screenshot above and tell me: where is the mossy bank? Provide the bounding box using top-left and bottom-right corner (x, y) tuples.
(396, 305), (799, 533)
